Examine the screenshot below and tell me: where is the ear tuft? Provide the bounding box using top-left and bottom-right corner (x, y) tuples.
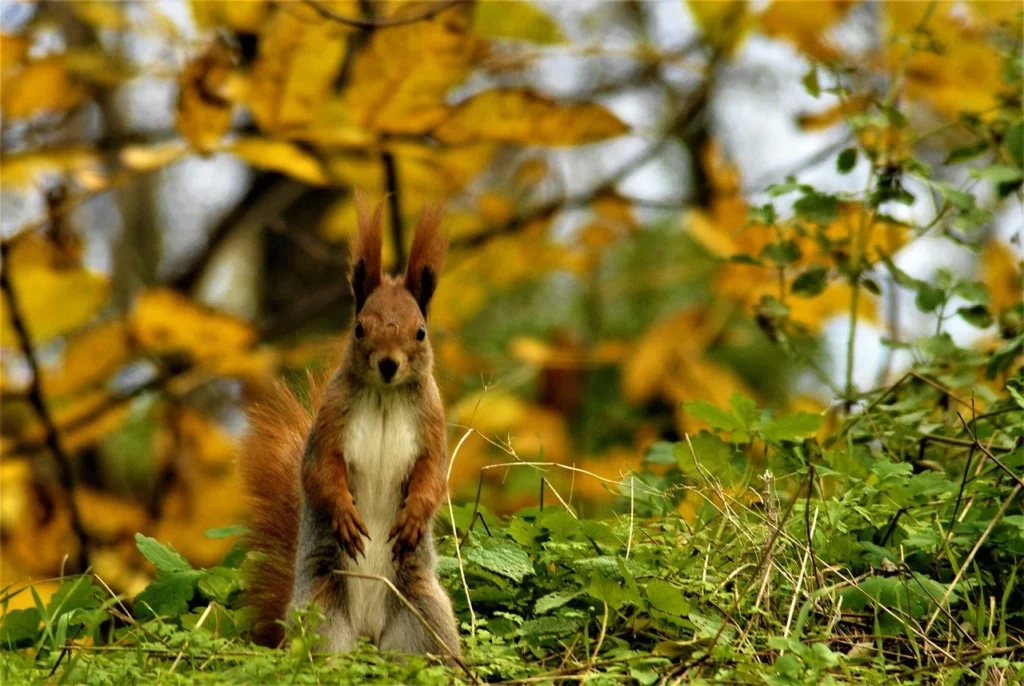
(350, 190), (384, 313)
(404, 201), (447, 317)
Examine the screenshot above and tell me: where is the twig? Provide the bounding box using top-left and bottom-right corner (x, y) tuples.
(331, 570), (475, 680)
(923, 481), (1024, 634)
(956, 412), (1024, 488)
(0, 242), (90, 571)
(302, 0), (467, 29)
(626, 477), (635, 560)
(445, 426), (477, 634)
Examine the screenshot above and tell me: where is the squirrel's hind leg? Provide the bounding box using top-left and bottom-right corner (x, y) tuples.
(379, 564), (460, 661)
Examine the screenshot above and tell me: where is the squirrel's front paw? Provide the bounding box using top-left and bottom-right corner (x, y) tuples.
(389, 505), (427, 563)
(333, 502), (370, 560)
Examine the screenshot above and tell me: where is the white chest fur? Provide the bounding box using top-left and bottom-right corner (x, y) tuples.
(340, 389), (421, 640)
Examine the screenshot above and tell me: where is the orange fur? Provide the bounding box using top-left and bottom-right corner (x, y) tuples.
(351, 191), (385, 312)
(404, 202), (447, 314)
(239, 379), (320, 647)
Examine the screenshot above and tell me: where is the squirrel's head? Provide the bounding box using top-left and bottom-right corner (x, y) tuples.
(346, 192), (447, 388)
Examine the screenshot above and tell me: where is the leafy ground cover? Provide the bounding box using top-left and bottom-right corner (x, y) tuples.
(3, 353), (1023, 684)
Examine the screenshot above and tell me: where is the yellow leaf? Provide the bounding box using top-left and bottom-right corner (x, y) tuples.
(154, 469), (245, 567)
(1, 57), (89, 120)
(0, 235), (109, 345)
(472, 0), (563, 44)
(190, 0), (270, 33)
(248, 2), (350, 132)
(687, 0), (753, 56)
(176, 38), (236, 153)
(74, 488), (147, 539)
(885, 0), (1005, 118)
(43, 319), (132, 398)
(796, 93), (873, 132)
(229, 137), (329, 185)
(573, 447), (642, 502)
(132, 288), (257, 364)
(760, 0), (860, 61)
(120, 141), (190, 172)
(434, 90), (628, 146)
(1, 34), (30, 71)
(70, 1), (129, 30)
(0, 148), (103, 189)
(982, 240), (1023, 313)
(343, 2), (477, 133)
(175, 408), (235, 468)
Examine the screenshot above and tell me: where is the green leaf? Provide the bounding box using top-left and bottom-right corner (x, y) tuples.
(519, 615), (579, 637)
(801, 67), (820, 98)
(464, 537), (534, 582)
(760, 240), (802, 265)
(0, 608), (41, 645)
(793, 191), (838, 224)
(836, 147), (857, 174)
(1006, 122), (1023, 168)
(1007, 384), (1024, 410)
(943, 140), (988, 165)
(205, 525), (247, 540)
(644, 441), (676, 465)
(970, 165), (1023, 184)
(957, 305), (993, 328)
(988, 334), (1024, 379)
(133, 571), (200, 618)
(682, 400), (743, 433)
(759, 412), (823, 442)
(914, 285), (945, 314)
(933, 182), (976, 210)
(645, 580), (689, 616)
(472, 0), (563, 44)
(953, 280), (989, 304)
(675, 431), (737, 479)
(748, 203), (776, 225)
(792, 266), (829, 297)
(135, 533), (192, 574)
(535, 590), (579, 614)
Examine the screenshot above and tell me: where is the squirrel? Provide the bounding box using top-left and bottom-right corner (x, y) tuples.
(239, 194), (460, 660)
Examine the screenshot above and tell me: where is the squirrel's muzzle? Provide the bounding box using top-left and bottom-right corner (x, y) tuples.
(378, 357), (399, 383)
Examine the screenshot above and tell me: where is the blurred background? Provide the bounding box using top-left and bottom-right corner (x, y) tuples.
(0, 0), (1020, 602)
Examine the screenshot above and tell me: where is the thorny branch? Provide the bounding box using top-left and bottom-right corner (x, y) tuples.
(0, 242), (91, 571)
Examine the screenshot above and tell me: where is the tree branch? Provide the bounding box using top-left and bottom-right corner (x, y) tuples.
(302, 0), (467, 29)
(0, 242), (90, 571)
(170, 174), (308, 292)
(382, 151), (405, 269)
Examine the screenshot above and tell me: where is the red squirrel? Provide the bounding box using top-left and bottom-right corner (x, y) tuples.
(239, 194), (459, 658)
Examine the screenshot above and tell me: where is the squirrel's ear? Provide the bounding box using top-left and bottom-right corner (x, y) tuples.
(404, 201), (447, 317)
(350, 191), (384, 313)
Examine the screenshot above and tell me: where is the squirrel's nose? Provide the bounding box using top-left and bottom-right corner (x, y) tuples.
(378, 357), (399, 383)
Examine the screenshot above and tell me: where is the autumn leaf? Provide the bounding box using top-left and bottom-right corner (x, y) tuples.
(0, 148), (105, 190)
(687, 0), (754, 56)
(247, 2), (350, 132)
(132, 288), (257, 365)
(343, 2), (478, 133)
(760, 0), (860, 61)
(886, 1), (1005, 118)
(176, 38), (236, 153)
(229, 137), (329, 185)
(1, 57), (89, 120)
(433, 90), (629, 146)
(190, 0), (270, 33)
(0, 235), (109, 345)
(472, 0), (564, 44)
(43, 319), (132, 398)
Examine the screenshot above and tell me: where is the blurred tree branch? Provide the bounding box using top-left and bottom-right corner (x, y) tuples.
(0, 241), (91, 571)
(302, 0), (468, 29)
(170, 174), (309, 292)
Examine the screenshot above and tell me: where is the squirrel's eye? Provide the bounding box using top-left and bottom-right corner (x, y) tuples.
(354, 322), (364, 339)
(416, 326), (426, 341)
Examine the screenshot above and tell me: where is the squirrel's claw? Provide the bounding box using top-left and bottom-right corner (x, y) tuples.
(389, 507), (426, 563)
(333, 504), (371, 561)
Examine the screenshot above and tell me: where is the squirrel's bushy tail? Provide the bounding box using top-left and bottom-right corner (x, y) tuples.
(239, 379), (318, 647)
